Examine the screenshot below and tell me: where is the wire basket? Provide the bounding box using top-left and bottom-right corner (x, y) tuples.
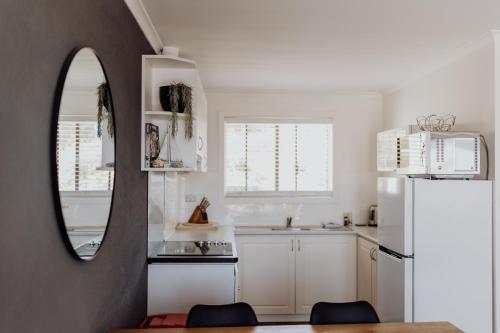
(416, 114), (456, 132)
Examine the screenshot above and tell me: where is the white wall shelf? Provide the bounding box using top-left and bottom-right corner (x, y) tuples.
(141, 55), (208, 172)
(144, 111), (195, 119)
(143, 167), (196, 173)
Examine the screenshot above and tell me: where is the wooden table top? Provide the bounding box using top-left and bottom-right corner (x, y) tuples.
(110, 322), (462, 333)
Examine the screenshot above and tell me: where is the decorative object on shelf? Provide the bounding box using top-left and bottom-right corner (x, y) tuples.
(159, 82), (193, 140)
(161, 46), (180, 57)
(97, 82), (114, 138)
(156, 123), (185, 169)
(145, 123), (160, 168)
(170, 160), (184, 168)
(158, 124), (172, 164)
(188, 197), (210, 224)
(416, 114), (456, 132)
(145, 123), (152, 168)
(151, 159), (164, 168)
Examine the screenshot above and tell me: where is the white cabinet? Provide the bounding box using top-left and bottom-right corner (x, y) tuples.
(236, 236), (295, 314)
(148, 263), (236, 315)
(236, 234), (356, 316)
(295, 236), (356, 314)
(357, 237), (378, 309)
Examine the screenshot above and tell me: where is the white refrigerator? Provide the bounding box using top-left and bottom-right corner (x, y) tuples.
(377, 177), (492, 333)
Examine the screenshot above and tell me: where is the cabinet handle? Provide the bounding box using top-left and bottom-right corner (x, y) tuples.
(370, 248), (377, 261)
(298, 240), (301, 252)
(291, 239), (294, 252)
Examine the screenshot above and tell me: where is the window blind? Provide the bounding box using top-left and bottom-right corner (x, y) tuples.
(57, 121), (113, 191)
(224, 120), (333, 195)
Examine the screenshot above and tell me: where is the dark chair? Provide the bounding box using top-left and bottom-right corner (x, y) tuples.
(309, 301), (380, 325)
(186, 302), (259, 328)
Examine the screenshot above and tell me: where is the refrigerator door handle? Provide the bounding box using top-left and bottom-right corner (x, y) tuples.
(379, 245), (414, 259)
(379, 247), (403, 263)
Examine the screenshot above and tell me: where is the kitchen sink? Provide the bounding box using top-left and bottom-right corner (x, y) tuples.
(268, 226), (352, 232)
(271, 227), (311, 231)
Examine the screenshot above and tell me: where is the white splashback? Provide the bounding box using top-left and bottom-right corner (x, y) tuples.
(148, 173), (185, 241)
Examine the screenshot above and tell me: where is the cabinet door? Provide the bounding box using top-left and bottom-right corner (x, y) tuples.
(148, 264), (235, 315)
(295, 235), (356, 314)
(357, 237), (374, 304)
(236, 236), (295, 314)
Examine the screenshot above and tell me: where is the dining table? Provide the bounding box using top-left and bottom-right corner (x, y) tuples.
(110, 322), (462, 333)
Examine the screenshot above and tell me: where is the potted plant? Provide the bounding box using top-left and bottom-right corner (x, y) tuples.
(159, 82), (193, 140)
(96, 82), (114, 138)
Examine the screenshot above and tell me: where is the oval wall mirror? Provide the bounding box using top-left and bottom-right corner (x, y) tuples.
(53, 48), (115, 260)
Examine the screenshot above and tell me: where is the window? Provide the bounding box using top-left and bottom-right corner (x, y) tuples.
(224, 118), (333, 196)
(57, 120), (113, 191)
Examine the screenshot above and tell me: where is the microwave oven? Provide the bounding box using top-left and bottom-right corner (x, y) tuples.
(396, 132), (480, 178)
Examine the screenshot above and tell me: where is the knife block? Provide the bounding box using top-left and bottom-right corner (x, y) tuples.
(188, 206), (209, 224)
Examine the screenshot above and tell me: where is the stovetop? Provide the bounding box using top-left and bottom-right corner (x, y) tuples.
(157, 240), (233, 257)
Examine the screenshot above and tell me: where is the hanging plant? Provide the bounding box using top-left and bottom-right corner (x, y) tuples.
(180, 83), (193, 140)
(169, 84), (180, 137)
(159, 82), (193, 140)
(97, 82), (114, 138)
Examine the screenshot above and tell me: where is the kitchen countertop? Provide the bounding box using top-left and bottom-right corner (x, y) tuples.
(235, 225), (378, 244)
(351, 225), (378, 244)
(148, 225), (378, 264)
(148, 226), (238, 264)
(235, 225), (357, 236)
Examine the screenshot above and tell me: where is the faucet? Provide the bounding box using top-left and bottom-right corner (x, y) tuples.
(286, 216), (293, 228)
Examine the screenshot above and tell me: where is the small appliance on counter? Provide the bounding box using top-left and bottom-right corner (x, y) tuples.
(354, 205), (378, 226)
(188, 197), (210, 224)
(177, 197), (218, 230)
(368, 204), (378, 226)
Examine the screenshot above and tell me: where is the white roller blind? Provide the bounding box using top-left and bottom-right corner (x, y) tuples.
(57, 121), (113, 191)
(224, 120), (333, 196)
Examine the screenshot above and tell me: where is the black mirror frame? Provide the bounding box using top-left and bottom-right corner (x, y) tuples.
(51, 47), (117, 261)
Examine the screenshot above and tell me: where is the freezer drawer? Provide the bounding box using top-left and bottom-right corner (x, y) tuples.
(377, 177), (413, 256)
(377, 247), (413, 323)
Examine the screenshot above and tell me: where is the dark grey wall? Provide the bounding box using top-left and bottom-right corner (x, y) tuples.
(0, 1), (152, 332)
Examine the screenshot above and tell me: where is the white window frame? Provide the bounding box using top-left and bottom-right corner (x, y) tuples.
(221, 115), (334, 200)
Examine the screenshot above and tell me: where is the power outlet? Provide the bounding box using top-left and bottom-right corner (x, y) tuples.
(185, 194), (197, 203)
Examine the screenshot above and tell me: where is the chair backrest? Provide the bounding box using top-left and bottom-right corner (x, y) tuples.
(309, 301), (380, 325)
(186, 302), (259, 328)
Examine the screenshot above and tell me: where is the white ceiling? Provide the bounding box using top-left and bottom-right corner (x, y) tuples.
(141, 0), (500, 94)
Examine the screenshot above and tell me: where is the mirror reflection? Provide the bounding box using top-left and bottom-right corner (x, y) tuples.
(56, 48), (115, 260)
